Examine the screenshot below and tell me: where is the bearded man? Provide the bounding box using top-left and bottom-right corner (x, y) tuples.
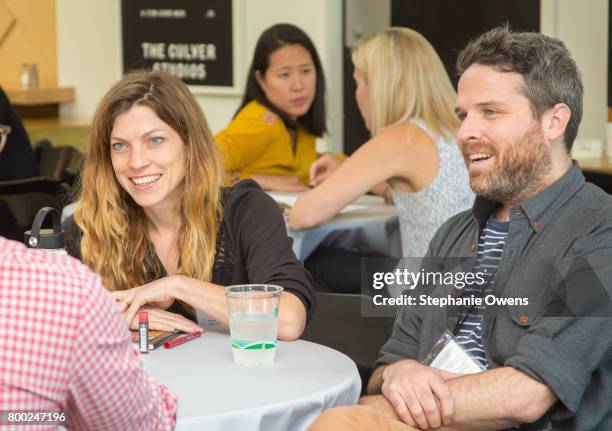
(310, 27), (612, 431)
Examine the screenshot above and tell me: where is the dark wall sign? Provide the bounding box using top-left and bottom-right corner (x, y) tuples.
(121, 0), (233, 87)
(343, 0), (541, 155)
(391, 0), (540, 87)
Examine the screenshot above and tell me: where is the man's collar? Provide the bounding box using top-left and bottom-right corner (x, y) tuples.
(471, 196), (498, 228)
(471, 161), (585, 229)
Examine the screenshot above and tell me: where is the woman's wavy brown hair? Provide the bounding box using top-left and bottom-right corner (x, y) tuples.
(74, 70), (224, 291)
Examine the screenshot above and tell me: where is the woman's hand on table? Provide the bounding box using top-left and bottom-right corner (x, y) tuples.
(126, 306), (203, 333)
(309, 153), (344, 186)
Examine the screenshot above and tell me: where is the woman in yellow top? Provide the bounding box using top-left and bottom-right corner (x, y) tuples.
(215, 23), (332, 191)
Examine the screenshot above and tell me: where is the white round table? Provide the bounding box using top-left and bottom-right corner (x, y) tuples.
(140, 330), (361, 431)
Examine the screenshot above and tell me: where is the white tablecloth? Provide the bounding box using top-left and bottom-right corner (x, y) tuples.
(140, 330), (361, 431)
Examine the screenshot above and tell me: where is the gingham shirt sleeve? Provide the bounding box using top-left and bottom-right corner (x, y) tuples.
(66, 272), (177, 430)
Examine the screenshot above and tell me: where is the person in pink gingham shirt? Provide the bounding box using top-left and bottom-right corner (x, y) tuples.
(0, 236), (177, 430)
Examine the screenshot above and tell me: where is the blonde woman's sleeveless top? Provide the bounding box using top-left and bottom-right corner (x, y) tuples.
(390, 120), (474, 258)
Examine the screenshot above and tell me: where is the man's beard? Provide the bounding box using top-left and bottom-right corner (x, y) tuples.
(466, 123), (552, 205)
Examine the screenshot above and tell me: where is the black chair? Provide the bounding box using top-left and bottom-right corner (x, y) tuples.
(583, 171), (612, 195)
(34, 140), (83, 185)
(301, 292), (395, 394)
(0, 177), (71, 241)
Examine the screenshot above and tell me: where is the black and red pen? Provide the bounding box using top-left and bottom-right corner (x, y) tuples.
(164, 331), (202, 349)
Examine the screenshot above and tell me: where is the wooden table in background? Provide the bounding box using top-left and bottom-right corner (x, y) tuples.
(577, 157), (612, 176)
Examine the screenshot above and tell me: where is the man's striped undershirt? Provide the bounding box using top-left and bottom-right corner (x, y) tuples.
(455, 217), (509, 368)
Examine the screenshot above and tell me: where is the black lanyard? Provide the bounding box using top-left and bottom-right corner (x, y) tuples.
(451, 270), (496, 335)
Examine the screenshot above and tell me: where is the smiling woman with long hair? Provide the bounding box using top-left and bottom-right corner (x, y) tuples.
(64, 70), (314, 340)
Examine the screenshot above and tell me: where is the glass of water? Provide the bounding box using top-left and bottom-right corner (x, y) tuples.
(225, 284), (283, 366)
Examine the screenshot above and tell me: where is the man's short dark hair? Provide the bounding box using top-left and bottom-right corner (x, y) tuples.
(457, 27), (583, 152)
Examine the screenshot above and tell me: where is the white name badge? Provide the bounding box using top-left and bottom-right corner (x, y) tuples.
(424, 330), (485, 374)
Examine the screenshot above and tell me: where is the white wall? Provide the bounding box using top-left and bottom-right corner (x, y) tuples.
(57, 1), (609, 148)
(56, 0), (343, 152)
(541, 0), (609, 141)
(57, 0), (122, 120)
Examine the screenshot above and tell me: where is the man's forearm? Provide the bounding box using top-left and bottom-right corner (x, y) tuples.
(442, 367), (557, 430)
(359, 395), (402, 421)
(367, 364), (389, 394)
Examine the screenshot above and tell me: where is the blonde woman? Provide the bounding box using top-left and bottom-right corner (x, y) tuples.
(63, 71), (314, 340)
(289, 28), (473, 293)
(290, 27), (474, 260)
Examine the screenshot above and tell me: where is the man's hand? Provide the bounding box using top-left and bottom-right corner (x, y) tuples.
(381, 359), (459, 429)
